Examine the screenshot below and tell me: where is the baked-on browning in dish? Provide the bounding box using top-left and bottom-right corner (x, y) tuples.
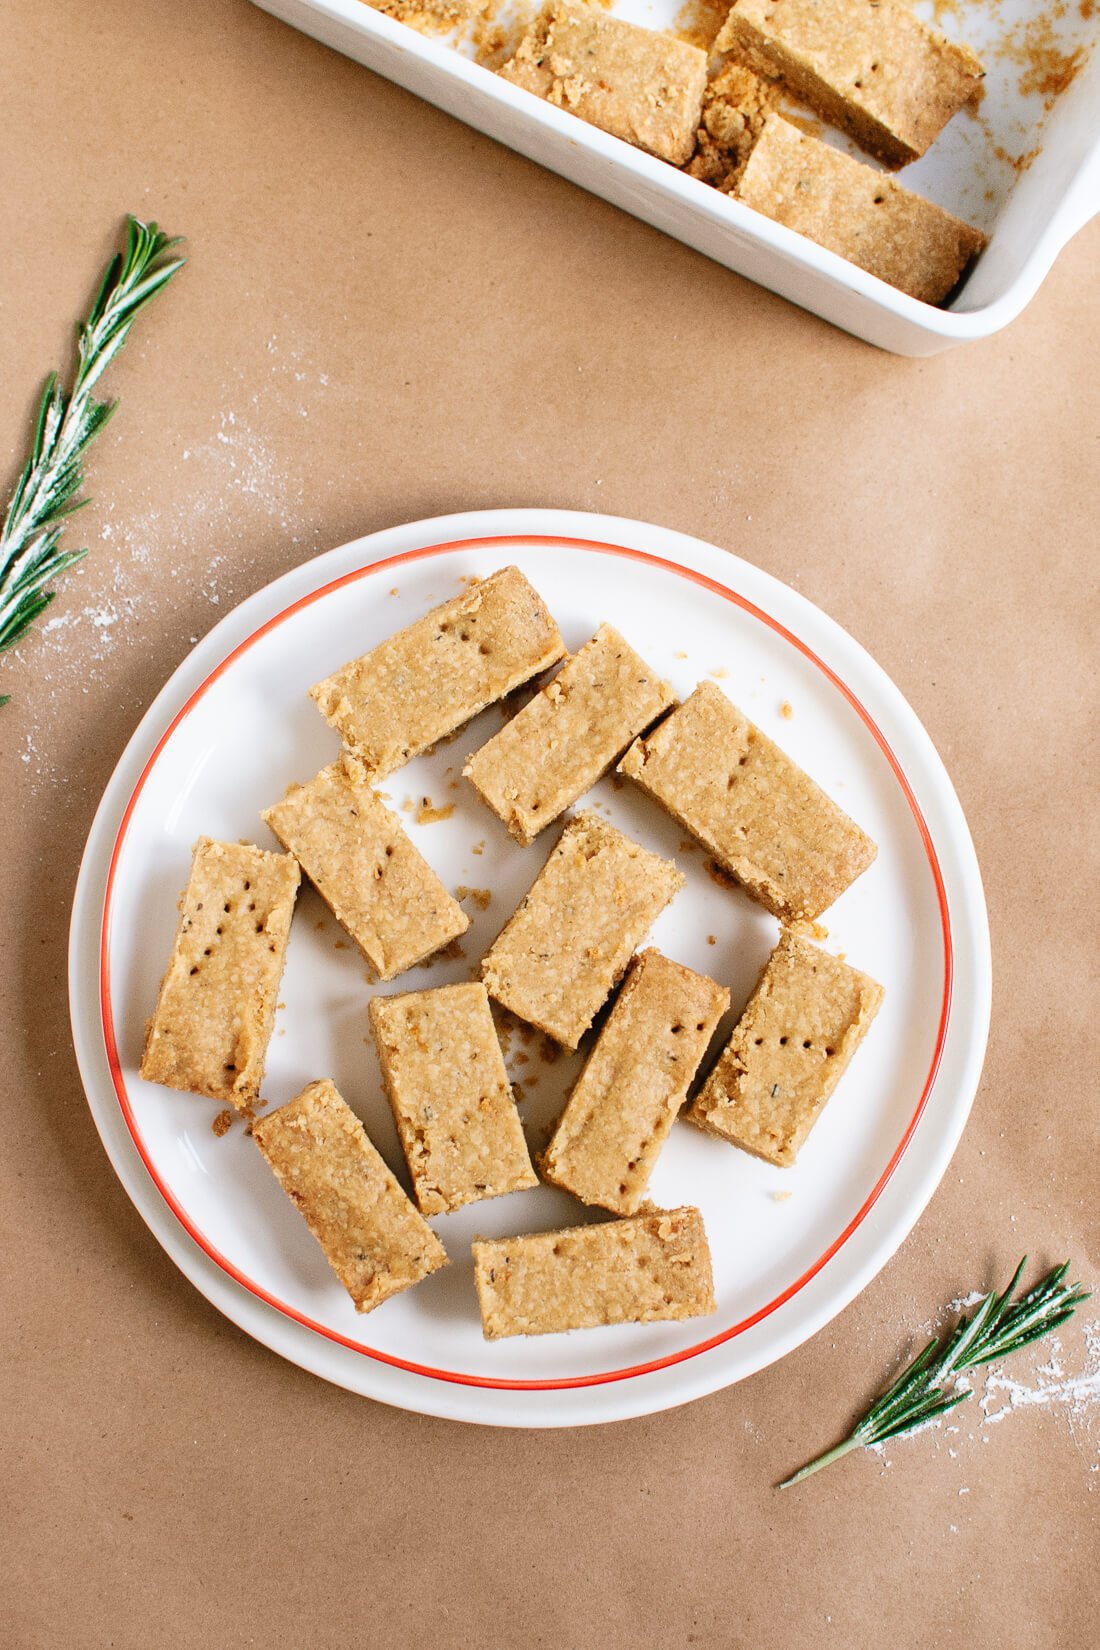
(619, 680), (876, 922)
(481, 810), (684, 1048)
(368, 982), (537, 1215)
(464, 623), (674, 844)
(735, 114), (986, 306)
(310, 566), (565, 779)
(472, 1207), (716, 1337)
(251, 1079), (448, 1312)
(499, 2), (708, 167)
(541, 949), (728, 1214)
(715, 0), (984, 169)
(140, 837), (300, 1108)
(262, 757), (468, 981)
(686, 931), (883, 1166)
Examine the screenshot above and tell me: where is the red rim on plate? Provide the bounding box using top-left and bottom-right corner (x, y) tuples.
(99, 536), (953, 1391)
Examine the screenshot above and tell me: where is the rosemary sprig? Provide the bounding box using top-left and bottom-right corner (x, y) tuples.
(0, 215), (184, 706)
(780, 1258), (1090, 1487)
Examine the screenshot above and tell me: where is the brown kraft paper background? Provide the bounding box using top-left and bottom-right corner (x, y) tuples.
(2, 2), (1098, 1646)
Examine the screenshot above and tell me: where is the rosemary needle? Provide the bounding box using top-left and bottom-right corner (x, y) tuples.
(780, 1257), (1090, 1488)
(0, 215), (184, 706)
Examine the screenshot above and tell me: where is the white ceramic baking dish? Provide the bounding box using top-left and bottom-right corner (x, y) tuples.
(250, 0), (1099, 354)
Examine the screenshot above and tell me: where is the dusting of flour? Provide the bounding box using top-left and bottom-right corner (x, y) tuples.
(7, 339), (335, 787)
(869, 1298), (1100, 1499)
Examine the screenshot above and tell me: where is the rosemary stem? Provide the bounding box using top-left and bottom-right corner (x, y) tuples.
(777, 1259), (1087, 1489)
(0, 214), (182, 706)
(778, 1434), (864, 1488)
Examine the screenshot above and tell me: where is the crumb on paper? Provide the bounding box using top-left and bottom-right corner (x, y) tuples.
(709, 666), (730, 680)
(334, 939), (348, 950)
(212, 1109), (234, 1138)
(771, 1189), (792, 1203)
(471, 840), (485, 856)
(707, 934), (717, 946)
(674, 650), (689, 660)
(416, 796), (455, 825)
(788, 918), (828, 942)
(389, 587), (399, 597)
(780, 700), (793, 720)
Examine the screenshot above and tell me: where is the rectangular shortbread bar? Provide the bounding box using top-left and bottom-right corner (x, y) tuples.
(140, 838), (300, 1108)
(481, 810), (684, 1048)
(368, 983), (537, 1215)
(735, 113), (985, 305)
(464, 623), (674, 844)
(541, 950), (729, 1214)
(251, 1079), (448, 1312)
(716, 0), (984, 168)
(686, 932), (883, 1166)
(472, 1207), (716, 1338)
(262, 758), (468, 981)
(369, 0), (483, 33)
(619, 680), (876, 923)
(499, 3), (708, 167)
(310, 566), (565, 779)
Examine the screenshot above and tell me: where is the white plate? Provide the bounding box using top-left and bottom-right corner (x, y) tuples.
(69, 508), (991, 1426)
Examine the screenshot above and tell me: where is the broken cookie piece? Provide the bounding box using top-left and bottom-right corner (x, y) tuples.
(499, 2), (708, 166)
(684, 62), (778, 193)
